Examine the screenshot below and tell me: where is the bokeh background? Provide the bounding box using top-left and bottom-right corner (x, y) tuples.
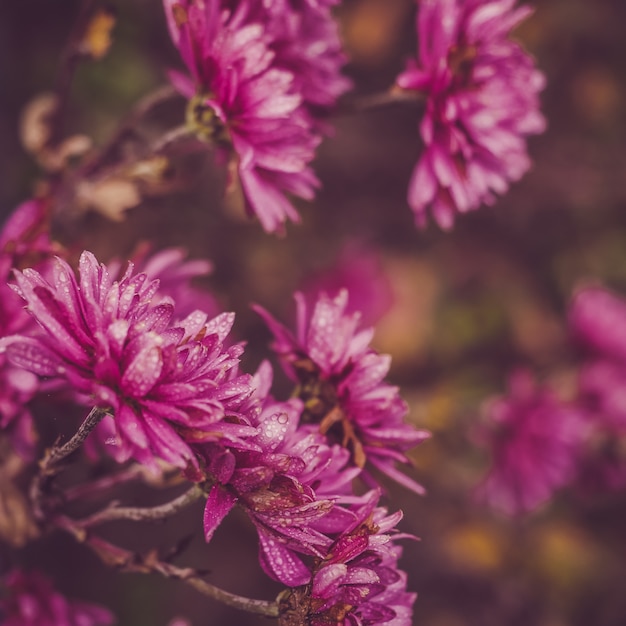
(1, 0), (626, 624)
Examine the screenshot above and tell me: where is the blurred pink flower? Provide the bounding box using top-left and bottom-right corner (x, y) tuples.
(397, 0), (546, 229)
(569, 286), (626, 489)
(3, 251), (254, 472)
(255, 290), (429, 494)
(300, 242), (394, 328)
(108, 245), (220, 321)
(0, 569), (114, 626)
(0, 199), (57, 459)
(163, 0), (321, 233)
(476, 370), (588, 515)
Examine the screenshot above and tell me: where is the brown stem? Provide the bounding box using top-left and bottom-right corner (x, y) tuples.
(56, 516), (280, 618)
(47, 406), (109, 465)
(29, 407), (109, 520)
(77, 484), (205, 527)
(62, 465), (156, 502)
(150, 124), (196, 154)
(81, 84), (180, 177)
(339, 87), (426, 115)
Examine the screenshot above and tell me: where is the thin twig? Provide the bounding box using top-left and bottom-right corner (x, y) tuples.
(150, 124), (196, 154)
(29, 407), (109, 520)
(77, 484), (205, 527)
(339, 88), (426, 115)
(81, 84), (180, 176)
(47, 406), (109, 465)
(62, 465), (156, 502)
(56, 516), (280, 618)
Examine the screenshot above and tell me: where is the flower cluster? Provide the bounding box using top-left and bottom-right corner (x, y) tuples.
(397, 0), (546, 228)
(476, 285), (626, 514)
(2, 246), (425, 623)
(163, 0), (349, 233)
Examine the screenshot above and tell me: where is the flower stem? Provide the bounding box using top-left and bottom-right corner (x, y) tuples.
(47, 406), (109, 465)
(81, 84), (180, 176)
(30, 407), (108, 520)
(340, 87), (425, 115)
(62, 465), (158, 502)
(56, 515), (280, 618)
(77, 484), (205, 527)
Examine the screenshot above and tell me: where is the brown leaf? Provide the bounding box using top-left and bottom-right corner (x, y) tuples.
(76, 177), (141, 221)
(20, 92), (58, 155)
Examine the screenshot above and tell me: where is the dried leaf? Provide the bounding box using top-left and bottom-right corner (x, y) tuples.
(81, 7), (117, 60)
(20, 92), (58, 155)
(76, 177), (141, 221)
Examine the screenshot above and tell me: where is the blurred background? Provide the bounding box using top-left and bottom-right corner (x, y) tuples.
(1, 0), (626, 624)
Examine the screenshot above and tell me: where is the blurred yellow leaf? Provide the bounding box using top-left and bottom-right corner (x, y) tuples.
(443, 523), (504, 572)
(81, 7), (117, 60)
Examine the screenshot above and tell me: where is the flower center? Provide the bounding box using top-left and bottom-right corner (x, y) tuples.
(185, 94), (229, 144)
(294, 358), (366, 468)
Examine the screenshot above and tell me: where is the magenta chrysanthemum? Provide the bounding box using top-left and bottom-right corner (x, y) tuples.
(397, 0), (546, 229)
(0, 569), (114, 626)
(2, 251), (254, 472)
(163, 0), (322, 233)
(278, 492), (416, 626)
(201, 361), (361, 586)
(255, 290), (429, 494)
(476, 370), (589, 515)
(240, 0), (351, 114)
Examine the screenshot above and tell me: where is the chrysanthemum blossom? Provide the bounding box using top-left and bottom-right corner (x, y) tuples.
(2, 251), (254, 472)
(0, 569), (114, 626)
(397, 0), (546, 229)
(476, 370), (589, 515)
(278, 492), (416, 626)
(568, 286), (626, 489)
(255, 290), (429, 494)
(163, 0), (321, 233)
(201, 361), (361, 586)
(0, 199), (56, 459)
(241, 0), (351, 114)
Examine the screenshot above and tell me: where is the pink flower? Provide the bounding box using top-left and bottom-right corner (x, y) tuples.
(569, 286), (626, 489)
(2, 251), (254, 472)
(397, 0), (546, 229)
(0, 569), (114, 626)
(201, 362), (360, 586)
(255, 290), (429, 494)
(279, 492), (416, 626)
(108, 246), (220, 322)
(163, 0), (322, 233)
(476, 370), (588, 515)
(242, 0), (351, 113)
(300, 242), (394, 328)
(0, 199), (57, 459)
